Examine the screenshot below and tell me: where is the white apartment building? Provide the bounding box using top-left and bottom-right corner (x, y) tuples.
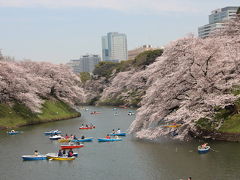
(102, 32), (128, 62)
(67, 54), (101, 73)
(198, 6), (239, 38)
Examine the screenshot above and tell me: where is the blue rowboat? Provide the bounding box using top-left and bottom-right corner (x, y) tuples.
(98, 138), (122, 142)
(110, 133), (126, 136)
(44, 131), (62, 136)
(7, 131), (20, 135)
(22, 155), (47, 161)
(198, 146), (210, 154)
(71, 138), (93, 142)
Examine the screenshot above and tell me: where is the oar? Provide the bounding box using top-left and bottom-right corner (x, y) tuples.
(210, 148), (219, 152)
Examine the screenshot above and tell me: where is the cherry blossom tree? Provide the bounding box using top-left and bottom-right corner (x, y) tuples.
(95, 16), (240, 141)
(128, 16), (240, 140)
(0, 60), (86, 112)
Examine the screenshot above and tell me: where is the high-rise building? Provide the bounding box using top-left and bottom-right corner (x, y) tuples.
(67, 54), (101, 73)
(102, 32), (128, 62)
(198, 6), (239, 38)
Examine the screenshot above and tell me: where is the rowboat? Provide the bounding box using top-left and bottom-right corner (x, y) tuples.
(161, 124), (182, 128)
(7, 131), (20, 135)
(79, 126), (95, 130)
(46, 153), (78, 157)
(71, 137), (93, 142)
(198, 146), (210, 154)
(98, 138), (122, 142)
(49, 135), (62, 140)
(44, 130), (62, 136)
(110, 133), (126, 136)
(47, 156), (76, 161)
(90, 112), (101, 114)
(58, 138), (71, 143)
(128, 112), (135, 115)
(60, 144), (84, 149)
(22, 155), (47, 161)
(119, 105), (127, 108)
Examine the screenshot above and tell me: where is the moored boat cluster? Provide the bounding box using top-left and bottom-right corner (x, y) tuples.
(19, 113), (127, 161)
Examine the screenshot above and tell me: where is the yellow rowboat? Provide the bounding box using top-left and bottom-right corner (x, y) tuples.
(47, 156), (76, 161)
(58, 139), (71, 143)
(162, 124), (182, 128)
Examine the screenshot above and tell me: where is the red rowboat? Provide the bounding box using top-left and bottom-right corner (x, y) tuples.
(60, 144), (84, 149)
(90, 112), (101, 115)
(79, 126), (95, 130)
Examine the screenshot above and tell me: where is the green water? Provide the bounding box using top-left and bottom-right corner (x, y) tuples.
(0, 106), (240, 180)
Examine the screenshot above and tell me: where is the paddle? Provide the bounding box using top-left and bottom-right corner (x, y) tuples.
(210, 148), (219, 152)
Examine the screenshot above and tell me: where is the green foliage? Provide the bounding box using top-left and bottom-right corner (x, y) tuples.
(231, 85), (240, 96)
(127, 90), (143, 107)
(98, 97), (125, 106)
(130, 97), (142, 107)
(196, 98), (240, 133)
(87, 96), (101, 105)
(93, 49), (164, 78)
(196, 118), (214, 130)
(93, 61), (119, 78)
(218, 99), (240, 133)
(79, 72), (91, 83)
(0, 100), (80, 128)
(214, 107), (234, 120)
(115, 60), (133, 72)
(237, 7), (240, 14)
(132, 49), (163, 68)
(219, 114), (240, 133)
(196, 105), (235, 131)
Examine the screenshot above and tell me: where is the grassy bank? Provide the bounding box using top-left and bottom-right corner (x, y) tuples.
(0, 100), (80, 129)
(196, 99), (240, 133)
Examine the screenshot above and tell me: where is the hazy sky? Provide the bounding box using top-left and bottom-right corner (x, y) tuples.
(0, 0), (239, 63)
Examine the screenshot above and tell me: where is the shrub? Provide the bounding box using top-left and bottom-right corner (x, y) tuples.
(79, 72), (91, 83)
(93, 61), (118, 78)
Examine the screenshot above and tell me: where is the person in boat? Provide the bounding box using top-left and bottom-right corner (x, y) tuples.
(201, 143), (208, 149)
(65, 134), (69, 139)
(112, 129), (115, 134)
(34, 150), (39, 156)
(86, 124), (89, 128)
(68, 149), (73, 157)
(81, 135), (85, 139)
(69, 142), (74, 146)
(11, 130), (15, 133)
(106, 134), (111, 139)
(62, 149), (66, 156)
(58, 150), (63, 157)
(172, 129), (178, 136)
(90, 123), (94, 127)
(81, 124), (84, 128)
(117, 128), (121, 134)
(54, 129), (59, 135)
(73, 135), (78, 140)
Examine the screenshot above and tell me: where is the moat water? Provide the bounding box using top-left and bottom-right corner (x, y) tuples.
(0, 106), (240, 180)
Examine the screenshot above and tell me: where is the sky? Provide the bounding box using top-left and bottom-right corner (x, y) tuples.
(0, 0), (239, 64)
